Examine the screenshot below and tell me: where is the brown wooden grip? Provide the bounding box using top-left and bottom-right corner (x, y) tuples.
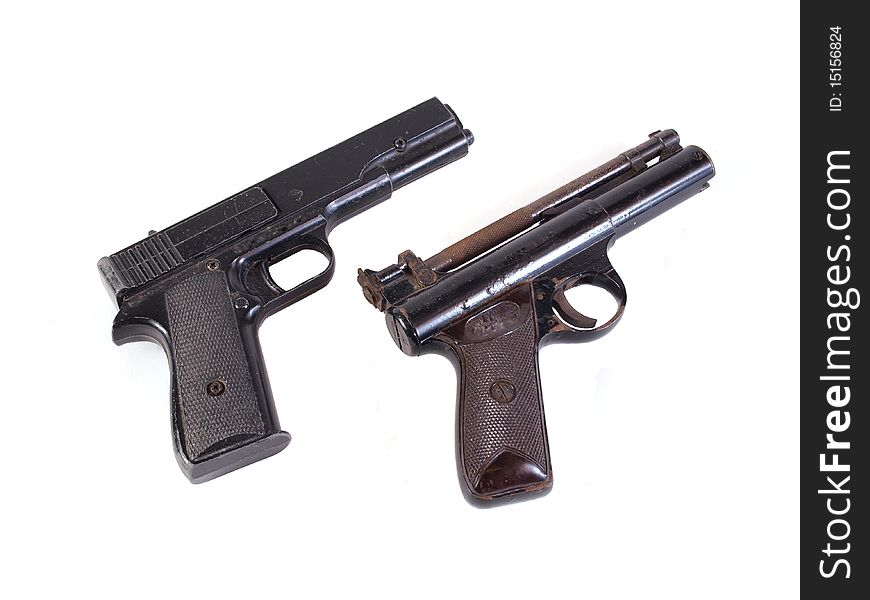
(437, 285), (552, 505)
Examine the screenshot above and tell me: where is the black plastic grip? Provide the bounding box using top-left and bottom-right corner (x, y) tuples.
(164, 270), (290, 482)
(437, 285), (552, 505)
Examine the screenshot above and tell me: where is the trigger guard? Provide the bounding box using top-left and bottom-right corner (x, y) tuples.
(262, 237), (334, 295)
(551, 271), (627, 338)
(238, 236), (336, 316)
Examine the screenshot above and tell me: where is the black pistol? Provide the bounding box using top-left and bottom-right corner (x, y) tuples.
(99, 98), (474, 482)
(358, 131), (714, 505)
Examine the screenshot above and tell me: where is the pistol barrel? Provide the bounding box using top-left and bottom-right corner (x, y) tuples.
(424, 129), (681, 272)
(387, 145), (714, 354)
(316, 100), (474, 228)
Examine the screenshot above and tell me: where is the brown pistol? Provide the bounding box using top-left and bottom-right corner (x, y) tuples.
(358, 130), (715, 505)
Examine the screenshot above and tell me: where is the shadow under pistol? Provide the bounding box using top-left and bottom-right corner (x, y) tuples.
(358, 130), (715, 506)
(99, 98), (473, 483)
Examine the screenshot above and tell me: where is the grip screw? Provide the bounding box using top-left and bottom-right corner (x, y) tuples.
(206, 259), (220, 271)
(206, 379), (226, 397)
(233, 297), (249, 310)
(489, 380), (517, 404)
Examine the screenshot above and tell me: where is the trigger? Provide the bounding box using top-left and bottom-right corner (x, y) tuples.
(552, 289), (597, 329)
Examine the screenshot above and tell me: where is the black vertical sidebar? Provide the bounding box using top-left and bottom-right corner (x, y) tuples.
(802, 5), (866, 598)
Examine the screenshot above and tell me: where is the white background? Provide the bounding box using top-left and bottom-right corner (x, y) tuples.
(1, 2), (799, 598)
